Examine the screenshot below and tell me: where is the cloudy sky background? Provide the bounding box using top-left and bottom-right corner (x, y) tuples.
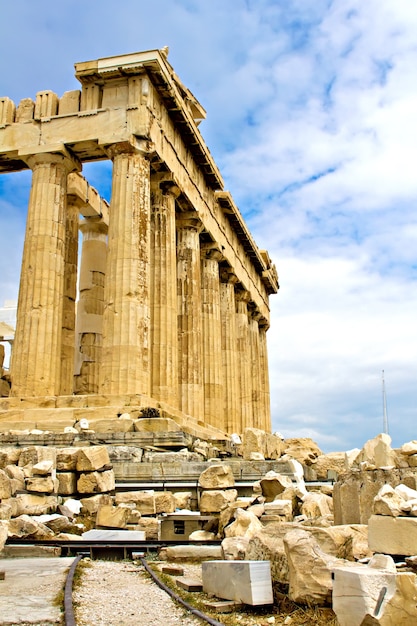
(0, 0), (416, 452)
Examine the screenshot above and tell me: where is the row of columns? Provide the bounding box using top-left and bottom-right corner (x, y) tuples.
(11, 145), (271, 433)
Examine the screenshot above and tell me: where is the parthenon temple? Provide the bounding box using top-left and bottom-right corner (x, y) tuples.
(0, 49), (278, 438)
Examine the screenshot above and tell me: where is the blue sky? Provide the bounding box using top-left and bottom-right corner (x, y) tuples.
(0, 0), (416, 452)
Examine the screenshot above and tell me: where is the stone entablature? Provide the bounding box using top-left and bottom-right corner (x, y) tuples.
(0, 49), (278, 435)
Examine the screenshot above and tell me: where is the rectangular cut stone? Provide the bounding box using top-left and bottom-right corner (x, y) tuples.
(161, 565), (184, 576)
(82, 529), (145, 541)
(368, 514), (417, 555)
(332, 564), (417, 626)
(56, 448), (79, 471)
(202, 560), (273, 606)
(202, 600), (241, 613)
(76, 446), (110, 471)
(96, 504), (129, 529)
(115, 491), (156, 514)
(77, 469), (115, 494)
(176, 578), (203, 592)
(56, 472), (77, 495)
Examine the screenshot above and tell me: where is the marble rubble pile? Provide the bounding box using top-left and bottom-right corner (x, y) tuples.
(1, 430), (417, 621)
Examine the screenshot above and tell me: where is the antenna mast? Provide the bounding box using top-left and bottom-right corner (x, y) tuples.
(382, 370), (389, 435)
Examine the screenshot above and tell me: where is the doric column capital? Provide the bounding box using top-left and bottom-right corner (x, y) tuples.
(103, 138), (154, 160)
(20, 146), (81, 173)
(200, 243), (224, 263)
(176, 211), (203, 233)
(259, 317), (270, 331)
(79, 218), (108, 237)
(151, 180), (181, 205)
(220, 266), (239, 285)
(235, 289), (251, 304)
(151, 172), (181, 199)
(249, 306), (263, 322)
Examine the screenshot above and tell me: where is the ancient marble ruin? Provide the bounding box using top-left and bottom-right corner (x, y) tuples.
(0, 49), (278, 436)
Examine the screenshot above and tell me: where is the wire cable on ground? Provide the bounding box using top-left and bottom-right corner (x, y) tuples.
(140, 557), (226, 626)
(64, 554), (83, 626)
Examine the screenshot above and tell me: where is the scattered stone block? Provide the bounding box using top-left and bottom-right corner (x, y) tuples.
(221, 537), (250, 560)
(202, 560), (273, 606)
(173, 492), (192, 510)
(0, 447), (21, 468)
(32, 460), (54, 476)
(241, 428), (266, 460)
(82, 529), (146, 541)
(155, 491), (175, 514)
(0, 502), (12, 521)
(284, 528), (341, 606)
(56, 472), (77, 495)
(56, 448), (79, 471)
(135, 516), (159, 540)
(332, 558), (417, 625)
(39, 514), (82, 535)
(264, 500), (292, 519)
(4, 464), (25, 490)
(260, 471), (292, 502)
(301, 492), (333, 519)
(199, 489), (237, 513)
(176, 578), (203, 592)
(305, 452), (346, 481)
(353, 433), (396, 469)
(0, 520), (7, 552)
(158, 545), (223, 561)
(18, 446), (56, 468)
(368, 514), (417, 555)
(76, 446), (110, 471)
(8, 514), (55, 540)
(15, 493), (58, 516)
(373, 484), (405, 516)
(198, 464), (235, 489)
(401, 441), (417, 456)
(77, 469), (115, 494)
(96, 504), (129, 529)
(224, 508), (263, 539)
(0, 469), (12, 499)
(283, 437), (322, 465)
(202, 600), (241, 613)
(115, 490), (156, 514)
(161, 565), (184, 576)
(0, 571), (5, 580)
(189, 530), (216, 541)
(79, 494), (112, 514)
(26, 476), (57, 494)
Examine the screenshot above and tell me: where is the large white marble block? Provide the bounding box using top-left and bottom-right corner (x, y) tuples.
(202, 560), (273, 606)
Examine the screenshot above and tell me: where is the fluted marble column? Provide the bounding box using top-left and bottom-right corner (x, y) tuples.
(259, 319), (271, 432)
(249, 307), (262, 429)
(74, 219), (108, 394)
(11, 150), (80, 397)
(235, 289), (253, 432)
(220, 268), (240, 434)
(201, 244), (224, 429)
(60, 198), (79, 395)
(177, 212), (204, 420)
(150, 181), (179, 407)
(100, 143), (151, 395)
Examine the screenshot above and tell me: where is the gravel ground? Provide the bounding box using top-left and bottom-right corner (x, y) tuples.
(72, 559), (338, 626)
(73, 560), (204, 626)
